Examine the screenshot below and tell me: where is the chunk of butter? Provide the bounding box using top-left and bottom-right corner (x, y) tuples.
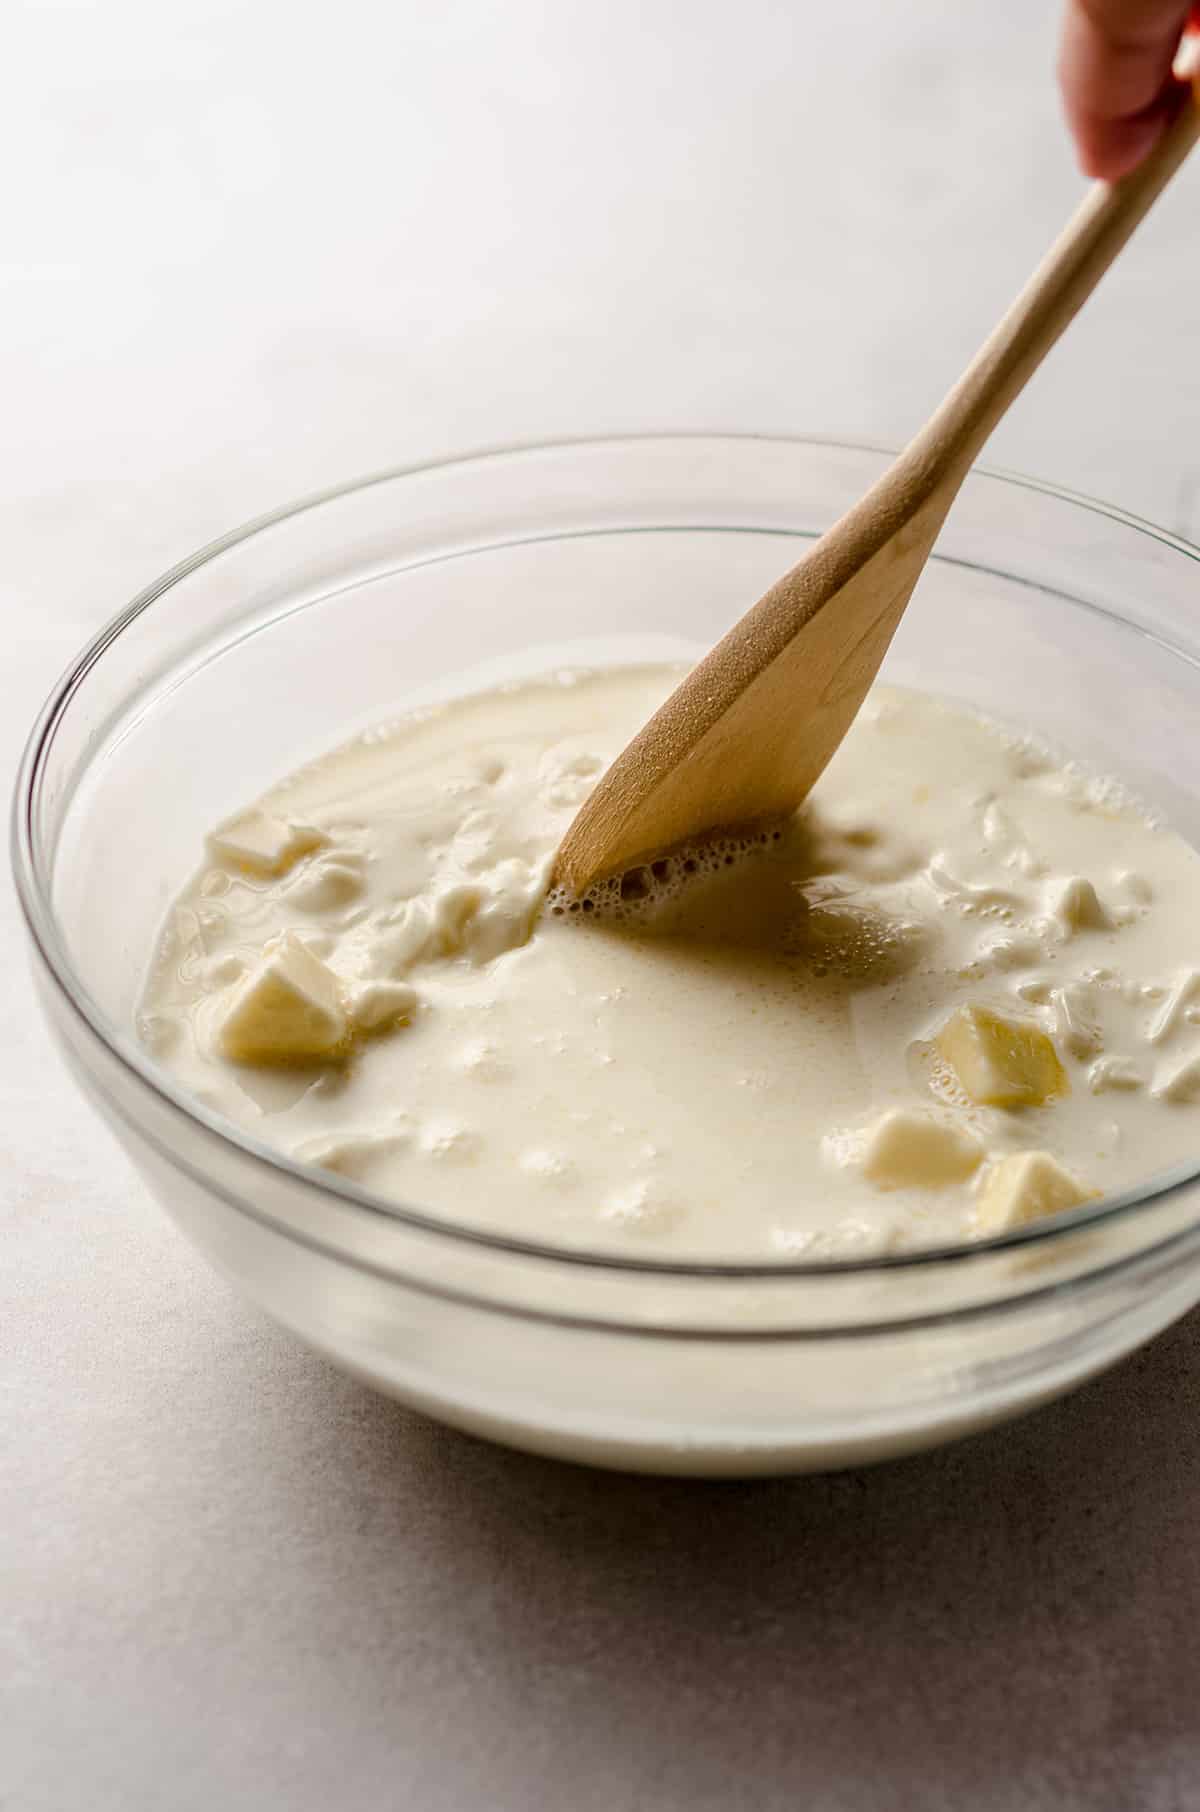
(935, 1005), (1067, 1108)
(1051, 983), (1102, 1059)
(219, 932), (348, 1064)
(1153, 1053), (1200, 1104)
(208, 809), (328, 877)
(975, 1150), (1096, 1233)
(860, 1110), (983, 1189)
(1047, 875), (1112, 935)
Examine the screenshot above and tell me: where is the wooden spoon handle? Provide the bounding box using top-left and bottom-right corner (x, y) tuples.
(912, 70), (1200, 484)
(555, 49), (1199, 893)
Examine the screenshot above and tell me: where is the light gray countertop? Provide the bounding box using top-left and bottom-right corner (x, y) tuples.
(5, 2), (1199, 1806)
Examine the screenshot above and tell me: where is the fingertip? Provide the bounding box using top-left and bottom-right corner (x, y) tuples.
(1073, 108), (1169, 181)
(1058, 0), (1190, 178)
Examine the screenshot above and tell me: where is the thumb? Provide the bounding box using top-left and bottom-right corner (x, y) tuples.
(1058, 0), (1194, 179)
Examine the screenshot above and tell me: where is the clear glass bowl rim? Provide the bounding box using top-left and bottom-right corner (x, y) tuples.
(12, 431), (1200, 1283)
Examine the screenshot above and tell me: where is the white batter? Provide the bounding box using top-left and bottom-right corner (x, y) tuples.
(138, 665), (1200, 1257)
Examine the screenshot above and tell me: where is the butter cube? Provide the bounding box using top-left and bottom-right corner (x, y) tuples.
(208, 810), (327, 877)
(1051, 983), (1102, 1059)
(219, 932), (347, 1064)
(976, 1151), (1096, 1233)
(935, 1006), (1067, 1108)
(1153, 1054), (1200, 1104)
(860, 1111), (983, 1190)
(1047, 876), (1112, 935)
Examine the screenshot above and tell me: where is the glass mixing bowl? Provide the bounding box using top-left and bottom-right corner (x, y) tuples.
(13, 436), (1200, 1476)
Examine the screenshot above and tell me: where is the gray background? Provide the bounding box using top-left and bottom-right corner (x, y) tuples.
(4, 1), (1199, 1806)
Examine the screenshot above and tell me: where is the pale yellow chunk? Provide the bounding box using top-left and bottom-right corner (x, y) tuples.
(208, 809), (327, 877)
(1153, 1053), (1200, 1104)
(1047, 875), (1112, 934)
(860, 1111), (983, 1190)
(935, 1006), (1067, 1109)
(219, 932), (347, 1065)
(975, 1151), (1096, 1234)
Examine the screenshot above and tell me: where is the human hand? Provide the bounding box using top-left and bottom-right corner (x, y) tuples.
(1059, 1), (1195, 178)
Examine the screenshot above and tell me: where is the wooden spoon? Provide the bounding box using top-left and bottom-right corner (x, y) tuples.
(556, 73), (1200, 895)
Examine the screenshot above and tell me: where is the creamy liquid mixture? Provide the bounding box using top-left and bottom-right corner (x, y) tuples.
(139, 666), (1200, 1258)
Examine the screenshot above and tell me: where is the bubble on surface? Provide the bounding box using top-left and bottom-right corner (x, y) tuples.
(545, 824), (785, 929)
